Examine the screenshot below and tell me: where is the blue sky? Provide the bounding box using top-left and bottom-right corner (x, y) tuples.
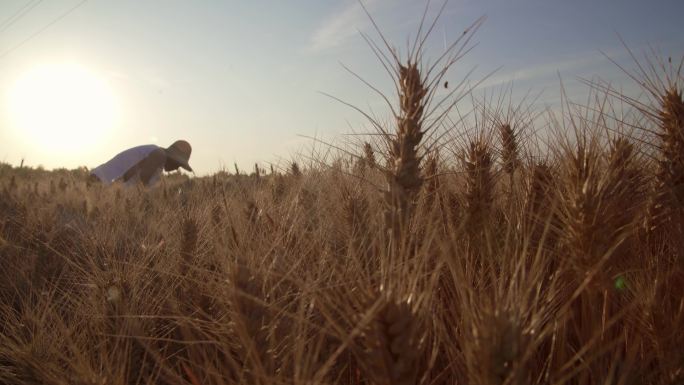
(1, 0), (683, 174)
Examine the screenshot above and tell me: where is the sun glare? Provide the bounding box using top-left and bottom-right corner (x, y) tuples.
(7, 63), (117, 153)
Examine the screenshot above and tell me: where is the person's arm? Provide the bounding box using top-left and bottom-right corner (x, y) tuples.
(122, 148), (167, 186)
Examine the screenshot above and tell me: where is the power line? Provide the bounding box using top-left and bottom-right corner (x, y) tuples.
(0, 0), (44, 33)
(0, 0), (89, 60)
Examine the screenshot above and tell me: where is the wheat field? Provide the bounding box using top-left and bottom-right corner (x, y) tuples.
(1, 10), (684, 385)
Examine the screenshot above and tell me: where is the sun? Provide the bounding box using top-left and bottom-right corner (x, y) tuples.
(7, 63), (118, 153)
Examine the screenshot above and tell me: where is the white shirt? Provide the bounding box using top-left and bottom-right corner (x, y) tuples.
(91, 145), (163, 186)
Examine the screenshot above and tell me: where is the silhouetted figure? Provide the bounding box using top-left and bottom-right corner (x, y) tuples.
(89, 140), (192, 187)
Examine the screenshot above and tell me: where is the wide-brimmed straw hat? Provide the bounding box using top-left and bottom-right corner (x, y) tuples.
(166, 140), (193, 172)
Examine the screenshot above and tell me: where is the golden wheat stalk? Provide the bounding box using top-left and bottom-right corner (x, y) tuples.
(499, 123), (518, 180)
(290, 161), (302, 177)
(384, 61), (427, 239)
(364, 142), (377, 169)
(651, 88), (684, 229)
(359, 296), (421, 385)
(463, 138), (494, 240)
(422, 150), (440, 210)
(180, 217), (198, 276)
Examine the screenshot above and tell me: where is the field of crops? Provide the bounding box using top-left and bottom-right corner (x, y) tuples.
(1, 12), (683, 385)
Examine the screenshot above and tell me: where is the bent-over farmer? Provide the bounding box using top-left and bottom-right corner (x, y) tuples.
(89, 140), (193, 187)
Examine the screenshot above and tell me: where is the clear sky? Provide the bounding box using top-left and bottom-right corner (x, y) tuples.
(1, 0), (683, 174)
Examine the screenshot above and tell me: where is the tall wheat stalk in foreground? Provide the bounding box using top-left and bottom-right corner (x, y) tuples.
(341, 2), (485, 243)
(383, 59), (427, 237)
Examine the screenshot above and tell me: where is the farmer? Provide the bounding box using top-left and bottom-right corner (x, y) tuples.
(89, 140), (193, 187)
